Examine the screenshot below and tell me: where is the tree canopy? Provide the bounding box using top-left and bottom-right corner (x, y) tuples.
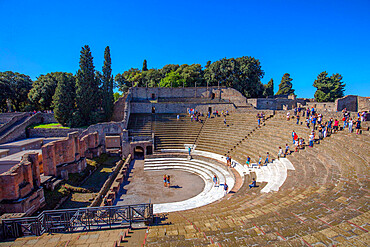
(52, 73), (76, 126)
(276, 73), (295, 95)
(0, 71), (32, 112)
(28, 72), (69, 110)
(101, 46), (114, 121)
(313, 71), (345, 102)
(75, 45), (100, 126)
(264, 78), (274, 97)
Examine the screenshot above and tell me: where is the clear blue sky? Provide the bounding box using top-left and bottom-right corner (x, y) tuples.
(1, 0), (369, 98)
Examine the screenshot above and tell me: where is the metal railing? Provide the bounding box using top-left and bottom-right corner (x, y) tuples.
(2, 203), (153, 239)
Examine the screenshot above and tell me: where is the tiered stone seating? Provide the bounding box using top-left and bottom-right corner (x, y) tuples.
(127, 113), (152, 137)
(153, 114), (205, 150)
(144, 112), (369, 246)
(195, 112), (263, 155)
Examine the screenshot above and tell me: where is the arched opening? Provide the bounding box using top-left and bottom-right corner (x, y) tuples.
(134, 146), (145, 159)
(146, 146), (153, 155)
(211, 93), (215, 100)
(151, 93), (155, 99)
(152, 106), (156, 114)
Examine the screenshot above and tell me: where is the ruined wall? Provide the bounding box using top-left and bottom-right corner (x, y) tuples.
(0, 152), (45, 215)
(357, 96), (370, 112)
(129, 87), (247, 105)
(28, 127), (84, 138)
(247, 98), (309, 110)
(335, 95), (358, 112)
(131, 102), (236, 114)
(306, 102), (336, 112)
(42, 131), (100, 176)
(112, 92), (128, 122)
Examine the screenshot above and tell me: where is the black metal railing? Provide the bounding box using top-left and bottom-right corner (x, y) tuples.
(2, 203), (153, 239)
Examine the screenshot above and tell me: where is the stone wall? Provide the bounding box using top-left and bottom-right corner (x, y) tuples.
(42, 131), (101, 176)
(130, 102), (236, 114)
(335, 95), (358, 112)
(248, 98), (309, 110)
(0, 113), (58, 144)
(306, 102), (336, 112)
(112, 92), (128, 122)
(28, 128), (84, 138)
(357, 96), (370, 112)
(0, 152), (45, 215)
(129, 87), (248, 106)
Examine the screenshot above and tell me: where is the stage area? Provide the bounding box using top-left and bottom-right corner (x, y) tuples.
(114, 159), (205, 206)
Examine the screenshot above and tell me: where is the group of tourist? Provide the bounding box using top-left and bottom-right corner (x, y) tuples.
(212, 175), (229, 194)
(163, 174), (171, 188)
(188, 108), (203, 123)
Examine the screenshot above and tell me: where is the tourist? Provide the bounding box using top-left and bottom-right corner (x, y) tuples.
(333, 119), (339, 133)
(296, 114), (300, 125)
(278, 147), (283, 160)
(191, 115), (193, 122)
(163, 174), (167, 187)
(258, 156), (262, 168)
(285, 144), (290, 157)
(224, 118), (227, 125)
(213, 175), (218, 187)
(224, 183), (228, 194)
(264, 152), (269, 165)
(246, 156), (251, 167)
(356, 118), (361, 134)
(361, 111), (365, 122)
(348, 118), (353, 133)
(299, 138), (304, 149)
(292, 130), (296, 144)
(177, 114), (180, 120)
(167, 175), (171, 188)
(249, 178), (257, 189)
(188, 146), (191, 156)
(309, 132), (314, 147)
(226, 155), (231, 167)
(295, 139), (299, 152)
(258, 117), (261, 127)
(286, 111), (290, 121)
(306, 118), (310, 128)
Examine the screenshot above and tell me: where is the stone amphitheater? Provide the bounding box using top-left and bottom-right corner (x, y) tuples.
(1, 87), (369, 246)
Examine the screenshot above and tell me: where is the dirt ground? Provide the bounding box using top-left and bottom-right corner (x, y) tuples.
(115, 159), (205, 205)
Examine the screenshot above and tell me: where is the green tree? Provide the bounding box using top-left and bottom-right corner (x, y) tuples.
(52, 73), (76, 126)
(263, 78), (274, 97)
(28, 72), (70, 110)
(179, 64), (204, 87)
(160, 71), (185, 88)
(115, 68), (142, 92)
(113, 92), (121, 102)
(204, 57), (264, 98)
(0, 71), (32, 111)
(142, 59), (148, 71)
(160, 64), (180, 78)
(142, 69), (162, 87)
(75, 45), (100, 126)
(101, 46), (114, 121)
(313, 71), (345, 102)
(276, 73), (295, 95)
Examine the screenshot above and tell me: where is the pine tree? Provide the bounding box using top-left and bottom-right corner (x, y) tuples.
(276, 73), (295, 95)
(102, 46), (114, 121)
(75, 45), (99, 126)
(313, 71), (345, 102)
(52, 73), (76, 126)
(264, 78), (274, 97)
(142, 59), (148, 71)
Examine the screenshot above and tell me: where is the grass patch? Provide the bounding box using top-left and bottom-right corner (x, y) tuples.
(29, 123), (70, 129)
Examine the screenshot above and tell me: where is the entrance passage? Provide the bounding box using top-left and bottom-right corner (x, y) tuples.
(146, 146), (153, 155)
(134, 146), (145, 159)
(152, 106), (155, 114)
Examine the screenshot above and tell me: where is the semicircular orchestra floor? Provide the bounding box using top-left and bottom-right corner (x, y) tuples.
(114, 159), (205, 205)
